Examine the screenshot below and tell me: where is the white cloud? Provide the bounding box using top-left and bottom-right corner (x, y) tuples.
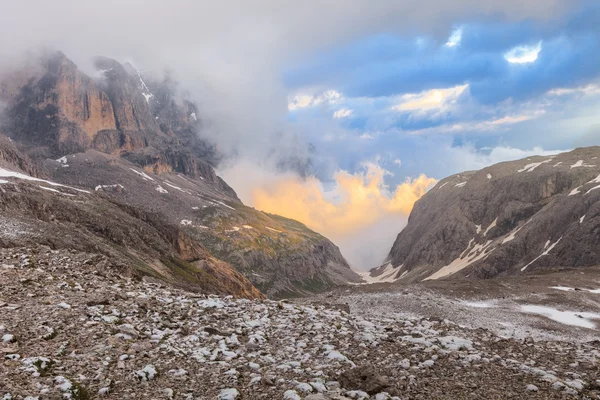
(504, 41), (542, 64)
(333, 108), (353, 118)
(359, 133), (375, 140)
(548, 84), (600, 97)
(446, 27), (463, 47)
(392, 84), (468, 113)
(288, 90), (343, 110)
(393, 159), (402, 166)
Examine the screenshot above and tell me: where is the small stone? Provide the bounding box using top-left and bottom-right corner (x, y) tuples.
(525, 384), (538, 392)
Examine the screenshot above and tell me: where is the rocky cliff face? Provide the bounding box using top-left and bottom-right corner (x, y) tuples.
(366, 147), (600, 283)
(0, 52), (359, 297)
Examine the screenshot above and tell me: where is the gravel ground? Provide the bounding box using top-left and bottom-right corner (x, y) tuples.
(1, 247), (599, 399)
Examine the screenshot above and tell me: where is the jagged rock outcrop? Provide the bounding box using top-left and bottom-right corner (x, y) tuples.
(0, 52), (359, 297)
(367, 147), (600, 283)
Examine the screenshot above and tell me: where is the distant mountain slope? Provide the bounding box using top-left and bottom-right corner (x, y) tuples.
(0, 52), (360, 297)
(366, 147), (600, 283)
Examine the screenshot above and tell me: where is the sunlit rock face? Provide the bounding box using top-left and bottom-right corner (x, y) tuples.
(0, 51), (360, 298)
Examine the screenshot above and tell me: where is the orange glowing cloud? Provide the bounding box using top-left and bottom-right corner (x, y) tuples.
(250, 163), (437, 238)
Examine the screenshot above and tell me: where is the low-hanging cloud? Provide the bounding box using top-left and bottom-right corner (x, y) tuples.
(222, 162), (436, 269)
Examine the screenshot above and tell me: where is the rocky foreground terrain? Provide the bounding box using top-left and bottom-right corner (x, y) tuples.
(2, 247), (599, 399)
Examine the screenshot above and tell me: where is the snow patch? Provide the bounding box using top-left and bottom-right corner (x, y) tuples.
(129, 168), (154, 181)
(570, 160), (595, 169)
(517, 159), (551, 173)
(0, 167), (89, 193)
(155, 185), (168, 194)
(521, 237), (562, 271)
(455, 181), (467, 188)
(360, 263), (402, 284)
(483, 218), (498, 236)
(265, 226), (282, 233)
(520, 305), (600, 329)
(425, 240), (494, 280)
(180, 220), (192, 226)
(580, 215), (585, 224)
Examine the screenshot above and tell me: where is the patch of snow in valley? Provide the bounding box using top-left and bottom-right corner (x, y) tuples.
(360, 263), (402, 284)
(462, 301), (495, 308)
(580, 215), (585, 224)
(520, 305), (600, 329)
(129, 168), (154, 181)
(550, 286), (600, 294)
(455, 181), (467, 188)
(521, 237), (563, 271)
(0, 167), (89, 193)
(475, 224), (482, 234)
(553, 162), (562, 167)
(155, 185), (168, 194)
(569, 187), (581, 196)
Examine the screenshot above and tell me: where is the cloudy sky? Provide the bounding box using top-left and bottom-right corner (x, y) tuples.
(2, 0), (599, 268)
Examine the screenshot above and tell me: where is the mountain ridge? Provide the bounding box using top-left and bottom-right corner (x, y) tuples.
(0, 51), (360, 298)
(366, 147), (600, 283)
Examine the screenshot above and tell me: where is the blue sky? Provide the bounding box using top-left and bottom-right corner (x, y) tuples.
(283, 0), (600, 185)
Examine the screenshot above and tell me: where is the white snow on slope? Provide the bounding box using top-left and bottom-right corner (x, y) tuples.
(580, 215), (586, 224)
(518, 159), (551, 173)
(180, 220), (192, 226)
(95, 184), (124, 191)
(569, 174), (600, 196)
(424, 240), (494, 281)
(521, 237), (562, 271)
(486, 173), (492, 179)
(0, 167), (89, 193)
(265, 226), (282, 233)
(213, 200), (235, 210)
(56, 156), (69, 167)
(520, 305), (600, 329)
(502, 225), (523, 244)
(0, 179), (8, 184)
(455, 182), (467, 188)
(135, 68), (154, 104)
(438, 182), (449, 190)
(129, 168), (154, 181)
(570, 160), (595, 169)
(585, 184), (600, 195)
(155, 185), (168, 194)
(164, 182), (186, 192)
(483, 218), (498, 236)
